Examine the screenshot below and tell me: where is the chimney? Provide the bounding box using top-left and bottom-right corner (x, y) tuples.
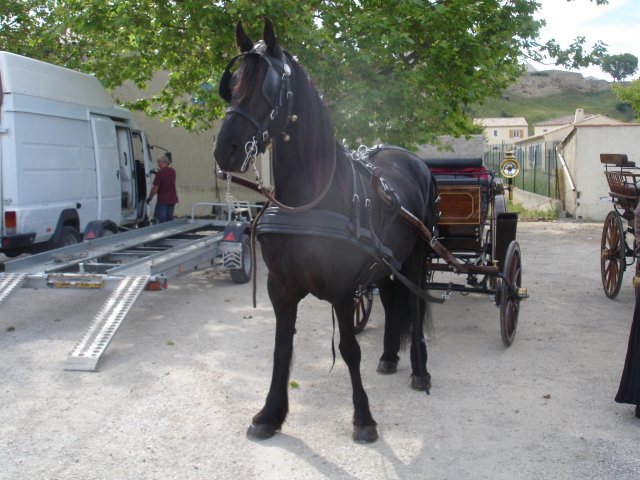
(574, 108), (585, 123)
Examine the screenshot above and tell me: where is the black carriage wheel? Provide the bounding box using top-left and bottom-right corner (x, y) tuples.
(353, 286), (374, 334)
(600, 211), (626, 299)
(500, 241), (521, 347)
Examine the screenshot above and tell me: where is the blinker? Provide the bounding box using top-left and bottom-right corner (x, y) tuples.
(218, 40), (291, 109)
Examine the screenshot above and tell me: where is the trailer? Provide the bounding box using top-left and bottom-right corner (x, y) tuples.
(0, 202), (257, 371)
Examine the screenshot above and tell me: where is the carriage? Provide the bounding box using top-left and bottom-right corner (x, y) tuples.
(600, 153), (640, 298)
(354, 153), (527, 346)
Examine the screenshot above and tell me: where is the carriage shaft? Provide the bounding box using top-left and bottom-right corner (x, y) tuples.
(428, 262), (500, 275)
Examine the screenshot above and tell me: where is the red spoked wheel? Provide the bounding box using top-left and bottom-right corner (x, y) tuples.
(353, 286), (374, 334)
(601, 211), (626, 299)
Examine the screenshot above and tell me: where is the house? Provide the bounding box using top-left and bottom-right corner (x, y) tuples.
(534, 114), (583, 136)
(474, 117), (528, 146)
(513, 109), (623, 170)
(557, 123), (640, 221)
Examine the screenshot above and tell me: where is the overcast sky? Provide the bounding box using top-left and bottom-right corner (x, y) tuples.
(531, 0), (640, 80)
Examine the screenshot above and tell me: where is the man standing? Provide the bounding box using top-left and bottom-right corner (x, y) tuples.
(147, 154), (178, 223)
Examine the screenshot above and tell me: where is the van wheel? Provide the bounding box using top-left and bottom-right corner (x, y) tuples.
(53, 226), (81, 248)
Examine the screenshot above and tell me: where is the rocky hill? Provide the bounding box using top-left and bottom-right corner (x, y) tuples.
(472, 68), (629, 126)
(505, 69), (611, 98)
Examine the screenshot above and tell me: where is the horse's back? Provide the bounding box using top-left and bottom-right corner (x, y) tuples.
(369, 146), (437, 228)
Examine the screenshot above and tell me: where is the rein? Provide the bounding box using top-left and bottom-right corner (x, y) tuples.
(252, 144), (338, 214)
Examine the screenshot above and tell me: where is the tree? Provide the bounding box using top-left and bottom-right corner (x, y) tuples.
(601, 53), (639, 82)
(0, 0), (610, 147)
(613, 80), (640, 119)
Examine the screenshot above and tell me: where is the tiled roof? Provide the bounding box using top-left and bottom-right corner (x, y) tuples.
(535, 114), (595, 126)
(535, 115), (575, 126)
(474, 117), (528, 127)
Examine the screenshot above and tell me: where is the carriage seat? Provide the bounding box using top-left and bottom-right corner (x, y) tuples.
(422, 157), (491, 187)
(422, 157), (483, 169)
(422, 157), (492, 251)
(600, 153), (636, 168)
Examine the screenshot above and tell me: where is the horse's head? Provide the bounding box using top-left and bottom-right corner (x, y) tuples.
(214, 18), (294, 173)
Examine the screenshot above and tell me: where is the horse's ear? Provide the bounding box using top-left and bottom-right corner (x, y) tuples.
(236, 21), (254, 52)
(263, 17), (283, 57)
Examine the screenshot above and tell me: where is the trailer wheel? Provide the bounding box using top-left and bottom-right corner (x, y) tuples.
(52, 226), (80, 249)
(230, 234), (252, 284)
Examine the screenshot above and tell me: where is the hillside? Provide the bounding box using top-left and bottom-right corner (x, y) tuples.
(471, 70), (633, 133)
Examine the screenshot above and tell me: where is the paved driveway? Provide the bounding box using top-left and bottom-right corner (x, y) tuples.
(1, 221), (638, 479)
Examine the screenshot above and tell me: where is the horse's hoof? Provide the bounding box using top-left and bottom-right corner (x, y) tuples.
(246, 423), (279, 440)
(410, 374), (431, 394)
(377, 359), (398, 374)
(353, 424), (378, 443)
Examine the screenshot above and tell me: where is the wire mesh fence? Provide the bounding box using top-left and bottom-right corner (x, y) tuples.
(484, 141), (561, 199)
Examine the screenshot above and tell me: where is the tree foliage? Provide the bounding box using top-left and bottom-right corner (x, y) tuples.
(613, 80), (640, 120)
(601, 53), (638, 82)
(0, 0), (610, 147)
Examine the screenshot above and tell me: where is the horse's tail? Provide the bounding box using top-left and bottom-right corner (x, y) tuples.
(392, 243), (432, 348)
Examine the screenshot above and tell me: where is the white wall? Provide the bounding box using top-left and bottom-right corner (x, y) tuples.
(113, 75), (267, 217)
(563, 124), (640, 221)
(483, 126), (527, 146)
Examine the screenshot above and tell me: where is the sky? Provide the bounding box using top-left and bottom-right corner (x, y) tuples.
(530, 0), (640, 80)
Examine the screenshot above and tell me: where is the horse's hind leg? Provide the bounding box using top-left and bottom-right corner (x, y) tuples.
(247, 274), (301, 440)
(335, 298), (378, 443)
(376, 276), (401, 374)
(409, 301), (431, 393)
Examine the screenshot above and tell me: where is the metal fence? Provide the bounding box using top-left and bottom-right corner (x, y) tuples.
(484, 141), (561, 200)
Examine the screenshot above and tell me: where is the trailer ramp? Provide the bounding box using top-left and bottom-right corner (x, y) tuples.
(0, 273), (28, 304)
(65, 275), (149, 371)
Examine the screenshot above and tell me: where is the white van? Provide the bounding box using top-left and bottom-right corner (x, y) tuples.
(0, 51), (157, 254)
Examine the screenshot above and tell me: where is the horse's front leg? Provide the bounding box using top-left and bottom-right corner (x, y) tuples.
(335, 298), (378, 443)
(247, 273), (302, 440)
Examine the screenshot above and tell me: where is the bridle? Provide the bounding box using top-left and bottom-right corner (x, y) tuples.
(218, 40), (337, 214)
(218, 40), (295, 172)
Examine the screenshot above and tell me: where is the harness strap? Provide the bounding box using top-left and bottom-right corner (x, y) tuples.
(383, 258), (445, 304)
(256, 207), (398, 269)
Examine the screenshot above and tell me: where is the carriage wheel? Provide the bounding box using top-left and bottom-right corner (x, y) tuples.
(600, 211), (626, 299)
(500, 241), (521, 347)
(353, 286), (374, 334)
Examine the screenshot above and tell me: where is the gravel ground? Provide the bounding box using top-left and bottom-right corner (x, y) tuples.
(1, 221), (639, 479)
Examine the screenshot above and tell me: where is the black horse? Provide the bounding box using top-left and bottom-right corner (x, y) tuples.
(213, 19), (439, 443)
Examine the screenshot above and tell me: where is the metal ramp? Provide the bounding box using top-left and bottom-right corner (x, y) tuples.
(65, 275), (149, 371)
(0, 273), (28, 304)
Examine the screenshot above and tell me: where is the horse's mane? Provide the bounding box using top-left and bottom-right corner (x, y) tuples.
(281, 52), (338, 195)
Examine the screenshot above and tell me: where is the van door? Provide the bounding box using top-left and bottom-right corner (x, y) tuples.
(115, 125), (136, 221)
(131, 131), (149, 222)
(90, 115), (121, 222)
